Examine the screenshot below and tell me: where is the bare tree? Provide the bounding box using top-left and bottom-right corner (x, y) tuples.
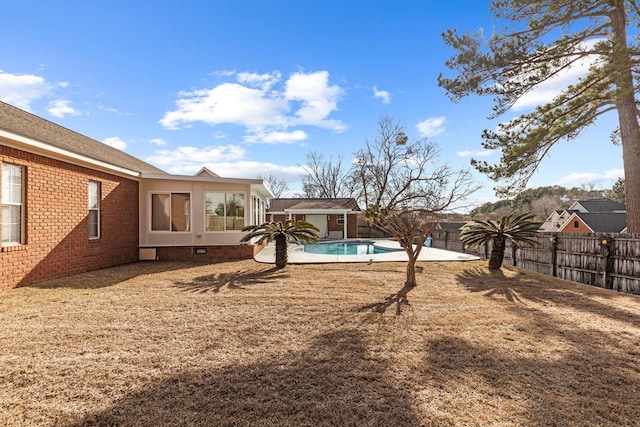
(300, 151), (356, 198)
(353, 117), (478, 312)
(258, 174), (289, 199)
(529, 195), (564, 220)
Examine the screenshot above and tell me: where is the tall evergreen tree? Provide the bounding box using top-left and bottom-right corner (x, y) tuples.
(439, 0), (640, 232)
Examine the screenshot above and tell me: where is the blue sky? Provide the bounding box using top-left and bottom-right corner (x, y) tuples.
(0, 1), (623, 209)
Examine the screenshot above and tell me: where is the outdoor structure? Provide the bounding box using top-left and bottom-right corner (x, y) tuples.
(267, 198), (361, 239)
(538, 198), (627, 233)
(0, 101), (272, 289)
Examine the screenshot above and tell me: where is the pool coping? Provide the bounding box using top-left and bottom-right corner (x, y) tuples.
(253, 238), (481, 264)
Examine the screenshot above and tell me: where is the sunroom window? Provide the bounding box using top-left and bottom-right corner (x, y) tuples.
(151, 192), (190, 231)
(205, 192), (245, 231)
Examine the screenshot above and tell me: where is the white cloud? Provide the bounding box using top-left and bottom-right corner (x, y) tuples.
(0, 70), (50, 110)
(96, 103), (121, 113)
(457, 149), (495, 157)
(373, 86), (391, 104)
(47, 99), (81, 118)
(244, 130), (308, 144)
(150, 138), (168, 146)
(284, 70), (345, 130)
(57, 81), (69, 88)
(144, 143), (307, 182)
(146, 145), (246, 168)
(160, 70), (346, 141)
(102, 137), (127, 150)
(211, 69), (236, 78)
(160, 82), (288, 130)
(237, 71), (281, 90)
(512, 39), (604, 110)
(555, 168), (623, 186)
(187, 161), (306, 180)
(416, 116), (446, 137)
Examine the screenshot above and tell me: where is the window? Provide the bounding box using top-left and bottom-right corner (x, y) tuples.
(88, 181), (100, 239)
(2, 163), (24, 246)
(336, 214), (345, 225)
(205, 192), (244, 231)
(251, 196), (265, 225)
(573, 220), (579, 228)
(151, 192), (190, 231)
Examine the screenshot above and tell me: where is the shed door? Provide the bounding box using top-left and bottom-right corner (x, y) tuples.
(306, 214), (328, 239)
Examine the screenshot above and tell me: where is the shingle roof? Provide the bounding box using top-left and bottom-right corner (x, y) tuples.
(0, 101), (166, 174)
(576, 198), (626, 213)
(268, 198), (361, 212)
(574, 212), (627, 233)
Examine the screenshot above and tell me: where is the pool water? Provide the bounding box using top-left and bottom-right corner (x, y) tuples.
(303, 241), (400, 255)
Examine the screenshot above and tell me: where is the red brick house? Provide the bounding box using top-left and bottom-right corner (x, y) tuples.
(538, 198), (627, 234)
(0, 101), (272, 289)
(267, 198), (361, 239)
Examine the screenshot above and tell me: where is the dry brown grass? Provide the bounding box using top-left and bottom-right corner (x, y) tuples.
(1, 259), (639, 426)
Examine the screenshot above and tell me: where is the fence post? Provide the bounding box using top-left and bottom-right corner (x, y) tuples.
(444, 230), (449, 251)
(599, 236), (613, 290)
(550, 235), (557, 277)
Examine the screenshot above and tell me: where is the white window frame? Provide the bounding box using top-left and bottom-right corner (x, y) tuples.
(336, 214), (345, 225)
(88, 181), (101, 239)
(251, 195), (266, 225)
(150, 192), (191, 232)
(2, 163), (25, 246)
(205, 192), (246, 232)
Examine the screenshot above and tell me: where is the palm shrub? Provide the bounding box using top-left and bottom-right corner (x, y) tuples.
(241, 220), (320, 269)
(460, 213), (541, 270)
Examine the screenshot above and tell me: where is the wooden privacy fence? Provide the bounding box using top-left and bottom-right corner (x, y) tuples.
(430, 230), (640, 295)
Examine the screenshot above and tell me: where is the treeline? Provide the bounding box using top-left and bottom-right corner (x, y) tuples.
(470, 180), (625, 220)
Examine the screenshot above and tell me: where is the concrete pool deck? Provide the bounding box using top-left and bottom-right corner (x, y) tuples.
(254, 239), (481, 264)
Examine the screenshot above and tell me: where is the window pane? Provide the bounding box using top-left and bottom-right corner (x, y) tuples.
(88, 210), (99, 238)
(227, 194), (244, 230)
(171, 193), (190, 232)
(2, 163), (23, 204)
(151, 194), (170, 230)
(205, 192), (225, 231)
(2, 205), (21, 245)
(88, 181), (99, 209)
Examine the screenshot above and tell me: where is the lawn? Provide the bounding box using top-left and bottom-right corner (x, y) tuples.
(1, 259), (639, 426)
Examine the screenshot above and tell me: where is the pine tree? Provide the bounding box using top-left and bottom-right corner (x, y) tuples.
(439, 0), (640, 232)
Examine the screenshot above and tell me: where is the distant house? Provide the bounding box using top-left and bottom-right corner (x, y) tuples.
(538, 198), (627, 234)
(267, 198), (361, 239)
(557, 212), (627, 234)
(0, 101), (272, 289)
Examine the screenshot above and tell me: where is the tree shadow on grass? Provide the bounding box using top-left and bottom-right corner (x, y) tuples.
(68, 329), (424, 427)
(173, 266), (289, 293)
(30, 261), (210, 290)
(354, 283), (415, 316)
(456, 266), (640, 327)
(422, 331), (640, 425)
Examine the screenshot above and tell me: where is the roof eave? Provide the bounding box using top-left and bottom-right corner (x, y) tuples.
(0, 129), (141, 178)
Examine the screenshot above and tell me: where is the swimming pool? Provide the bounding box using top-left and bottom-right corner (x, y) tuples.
(303, 240), (401, 255)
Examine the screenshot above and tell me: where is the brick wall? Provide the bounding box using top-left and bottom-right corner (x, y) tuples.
(0, 145), (139, 289)
(154, 243), (261, 262)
